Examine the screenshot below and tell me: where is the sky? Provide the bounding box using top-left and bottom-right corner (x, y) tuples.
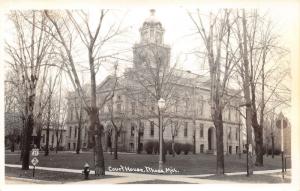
(2, 5), (298, 118)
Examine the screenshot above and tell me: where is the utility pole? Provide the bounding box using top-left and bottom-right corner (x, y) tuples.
(238, 113), (241, 159)
(279, 112), (285, 179)
(271, 109), (275, 159)
(192, 82), (196, 154)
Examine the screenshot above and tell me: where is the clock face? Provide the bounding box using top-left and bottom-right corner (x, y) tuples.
(142, 30), (149, 42)
(155, 32), (162, 43)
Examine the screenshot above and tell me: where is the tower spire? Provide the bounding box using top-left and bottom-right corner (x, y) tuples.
(150, 9), (156, 16)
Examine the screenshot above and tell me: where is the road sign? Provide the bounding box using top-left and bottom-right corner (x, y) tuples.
(32, 149), (39, 156)
(31, 157), (39, 166)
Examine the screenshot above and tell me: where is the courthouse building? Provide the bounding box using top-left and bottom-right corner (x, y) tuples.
(65, 10), (242, 154)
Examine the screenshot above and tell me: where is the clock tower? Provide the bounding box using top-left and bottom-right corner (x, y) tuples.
(133, 9), (170, 70)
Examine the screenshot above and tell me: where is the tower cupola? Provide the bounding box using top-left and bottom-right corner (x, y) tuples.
(140, 9), (165, 44)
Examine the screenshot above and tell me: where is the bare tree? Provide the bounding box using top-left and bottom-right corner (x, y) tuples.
(74, 96), (85, 154)
(45, 10), (127, 175)
(108, 101), (126, 159)
(188, 9), (240, 175)
(5, 11), (55, 170)
(170, 120), (180, 157)
(235, 10), (290, 167)
(52, 74), (67, 154)
(125, 42), (183, 162)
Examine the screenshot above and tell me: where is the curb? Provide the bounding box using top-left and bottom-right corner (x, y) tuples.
(5, 176), (63, 184)
(5, 164), (291, 178)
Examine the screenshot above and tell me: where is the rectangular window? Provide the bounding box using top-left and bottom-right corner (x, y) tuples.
(150, 121), (154, 136)
(200, 123), (204, 138)
(117, 103), (122, 113)
(42, 134), (45, 143)
(236, 128), (238, 140)
(140, 122), (144, 137)
(228, 127), (231, 140)
(51, 134), (54, 144)
(228, 107), (231, 121)
(69, 126), (72, 137)
(200, 101), (204, 116)
(131, 102), (136, 115)
(131, 124), (135, 137)
(70, 108), (73, 121)
(74, 126), (77, 138)
(184, 122), (188, 137)
(185, 99), (189, 112)
(198, 96), (204, 116)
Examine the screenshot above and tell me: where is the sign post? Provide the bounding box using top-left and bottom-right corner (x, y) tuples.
(31, 148), (39, 177)
(277, 112), (285, 179)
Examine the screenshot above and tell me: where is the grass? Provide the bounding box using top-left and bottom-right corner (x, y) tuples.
(5, 150), (290, 176)
(5, 166), (118, 183)
(123, 179), (193, 184)
(195, 172), (291, 183)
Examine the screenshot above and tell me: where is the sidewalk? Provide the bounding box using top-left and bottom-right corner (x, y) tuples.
(5, 164), (291, 184)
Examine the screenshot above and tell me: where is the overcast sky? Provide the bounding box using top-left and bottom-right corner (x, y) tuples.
(2, 5), (298, 118)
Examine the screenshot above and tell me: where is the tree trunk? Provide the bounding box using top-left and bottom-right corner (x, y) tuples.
(271, 134), (274, 158)
(36, 128), (42, 149)
(240, 9), (254, 175)
(89, 50), (105, 175)
(93, 122), (105, 176)
(44, 86), (52, 156)
(251, 75), (264, 166)
(162, 136), (166, 163)
(172, 136), (175, 157)
(10, 135), (15, 152)
(114, 131), (118, 159)
(44, 104), (51, 156)
(137, 132), (141, 154)
(21, 95), (35, 170)
(193, 133), (196, 154)
(252, 116), (264, 166)
(56, 133), (59, 154)
(214, 107), (225, 175)
(20, 117), (25, 161)
(76, 126), (81, 154)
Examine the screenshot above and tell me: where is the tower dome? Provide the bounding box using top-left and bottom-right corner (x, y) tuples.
(140, 9), (165, 44)
(143, 9), (162, 26)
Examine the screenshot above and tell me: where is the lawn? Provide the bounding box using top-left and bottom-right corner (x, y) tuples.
(5, 150), (290, 175)
(5, 166), (117, 183)
(195, 172), (291, 183)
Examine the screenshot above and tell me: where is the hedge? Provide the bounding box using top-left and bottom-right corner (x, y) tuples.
(144, 141), (193, 155)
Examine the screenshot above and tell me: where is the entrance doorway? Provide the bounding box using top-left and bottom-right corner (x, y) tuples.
(208, 127), (215, 151)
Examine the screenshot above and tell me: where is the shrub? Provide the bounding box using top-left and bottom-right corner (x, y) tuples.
(266, 148), (281, 155)
(144, 141), (154, 154)
(174, 143), (182, 155)
(165, 141), (173, 155)
(144, 140), (159, 154)
(153, 141), (159, 154)
(182, 143), (192, 155)
(56, 146), (64, 151)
